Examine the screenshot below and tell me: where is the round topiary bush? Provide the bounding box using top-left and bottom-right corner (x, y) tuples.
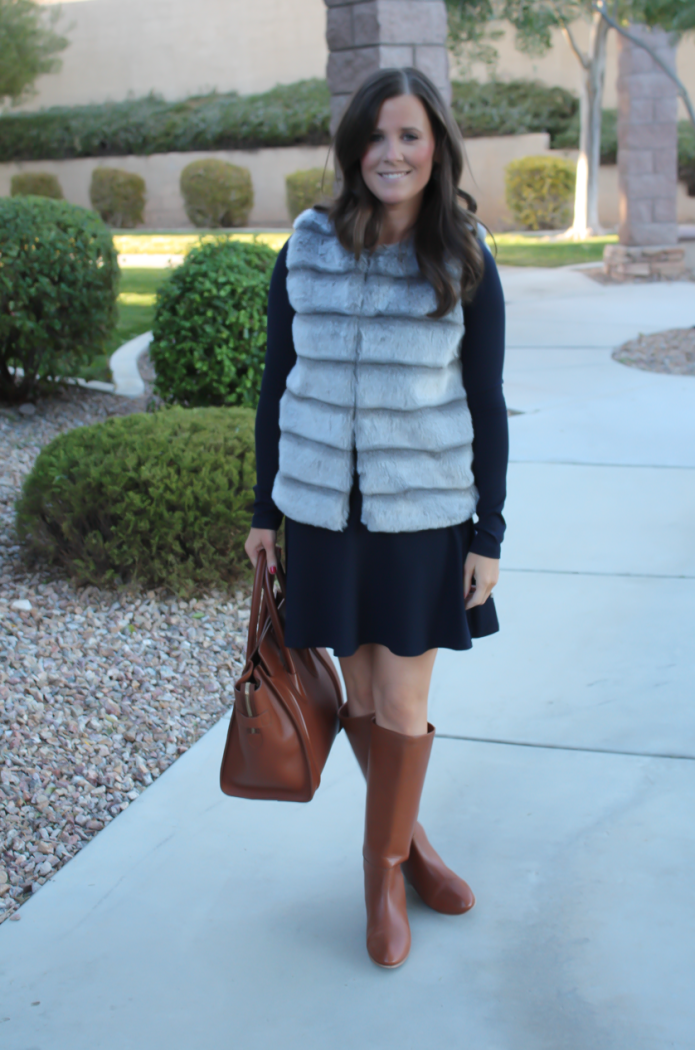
(90, 167), (146, 228)
(180, 159), (253, 227)
(0, 196), (119, 403)
(286, 167), (335, 221)
(11, 172), (63, 199)
(16, 406), (256, 594)
(150, 238), (276, 409)
(505, 155), (576, 230)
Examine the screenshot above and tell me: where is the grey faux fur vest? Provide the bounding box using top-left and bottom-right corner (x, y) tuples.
(271, 208), (478, 532)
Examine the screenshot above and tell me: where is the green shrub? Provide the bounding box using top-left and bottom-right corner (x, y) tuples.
(10, 171), (63, 199)
(180, 158), (253, 228)
(0, 80), (331, 161)
(286, 167), (335, 221)
(150, 239), (276, 409)
(90, 167), (146, 228)
(0, 197), (118, 403)
(551, 107), (618, 163)
(451, 79), (578, 145)
(505, 155), (576, 230)
(678, 120), (695, 197)
(15, 407), (256, 594)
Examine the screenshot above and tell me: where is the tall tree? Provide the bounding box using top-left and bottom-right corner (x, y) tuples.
(446, 0), (694, 237)
(0, 0), (68, 108)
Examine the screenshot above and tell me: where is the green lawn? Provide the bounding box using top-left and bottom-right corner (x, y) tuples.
(488, 233), (618, 267)
(80, 268), (172, 384)
(112, 231), (291, 256)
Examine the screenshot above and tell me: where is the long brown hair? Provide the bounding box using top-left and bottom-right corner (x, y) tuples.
(327, 67), (484, 318)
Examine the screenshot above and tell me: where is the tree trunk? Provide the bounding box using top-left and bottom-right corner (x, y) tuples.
(568, 11), (610, 239)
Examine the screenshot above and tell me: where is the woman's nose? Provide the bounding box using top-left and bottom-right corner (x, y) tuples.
(382, 136), (404, 163)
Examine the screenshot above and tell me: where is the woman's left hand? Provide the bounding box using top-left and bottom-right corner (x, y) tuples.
(464, 552), (500, 610)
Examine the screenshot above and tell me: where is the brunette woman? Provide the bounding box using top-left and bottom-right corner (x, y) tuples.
(245, 67), (508, 969)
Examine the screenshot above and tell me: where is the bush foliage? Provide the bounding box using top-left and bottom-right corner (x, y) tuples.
(0, 196), (118, 403)
(505, 155), (576, 230)
(2, 76), (691, 193)
(678, 120), (695, 196)
(0, 79), (331, 160)
(150, 239), (276, 410)
(90, 167), (146, 227)
(10, 171), (63, 198)
(180, 158), (253, 227)
(0, 78), (581, 160)
(451, 78), (578, 145)
(286, 167), (335, 221)
(16, 407), (256, 594)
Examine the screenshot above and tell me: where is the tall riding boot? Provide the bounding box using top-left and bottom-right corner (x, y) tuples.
(363, 719), (434, 968)
(339, 704), (475, 916)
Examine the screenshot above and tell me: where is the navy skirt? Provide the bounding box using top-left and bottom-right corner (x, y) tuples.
(283, 476), (499, 658)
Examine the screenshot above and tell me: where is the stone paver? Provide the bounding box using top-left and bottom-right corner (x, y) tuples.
(1, 266), (693, 1049)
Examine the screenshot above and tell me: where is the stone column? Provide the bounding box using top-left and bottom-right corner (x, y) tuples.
(604, 25), (685, 279)
(325, 0), (450, 134)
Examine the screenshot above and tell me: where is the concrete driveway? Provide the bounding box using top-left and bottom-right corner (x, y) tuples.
(2, 267), (693, 1050)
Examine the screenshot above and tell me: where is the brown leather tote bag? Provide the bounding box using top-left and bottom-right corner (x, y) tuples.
(220, 549), (342, 802)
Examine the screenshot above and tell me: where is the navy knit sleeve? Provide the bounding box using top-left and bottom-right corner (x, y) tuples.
(251, 240), (295, 530)
(461, 244), (508, 559)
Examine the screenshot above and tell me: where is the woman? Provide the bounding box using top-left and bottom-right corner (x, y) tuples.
(245, 67), (508, 969)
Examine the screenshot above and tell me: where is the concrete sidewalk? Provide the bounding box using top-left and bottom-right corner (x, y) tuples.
(2, 268), (694, 1049)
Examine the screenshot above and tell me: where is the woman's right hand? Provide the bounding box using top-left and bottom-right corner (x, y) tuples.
(244, 527), (278, 573)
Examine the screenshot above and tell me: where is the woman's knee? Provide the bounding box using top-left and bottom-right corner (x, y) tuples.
(373, 686), (428, 735)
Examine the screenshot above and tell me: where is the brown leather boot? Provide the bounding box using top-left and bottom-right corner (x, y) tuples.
(340, 704), (475, 916)
(363, 719), (434, 968)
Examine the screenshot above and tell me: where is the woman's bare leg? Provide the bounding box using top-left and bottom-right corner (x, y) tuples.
(338, 643), (377, 717)
(339, 643), (437, 735)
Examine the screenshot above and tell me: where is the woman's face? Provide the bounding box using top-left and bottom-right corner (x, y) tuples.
(360, 94), (437, 208)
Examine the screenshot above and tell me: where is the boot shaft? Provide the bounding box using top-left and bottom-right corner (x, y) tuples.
(363, 719), (434, 869)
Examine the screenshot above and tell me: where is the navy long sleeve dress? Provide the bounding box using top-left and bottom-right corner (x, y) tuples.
(252, 239), (508, 658)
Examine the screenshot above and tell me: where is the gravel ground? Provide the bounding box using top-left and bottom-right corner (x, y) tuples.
(612, 327), (695, 376)
(0, 386), (249, 923)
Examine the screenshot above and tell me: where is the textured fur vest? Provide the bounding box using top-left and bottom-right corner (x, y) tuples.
(271, 208), (478, 532)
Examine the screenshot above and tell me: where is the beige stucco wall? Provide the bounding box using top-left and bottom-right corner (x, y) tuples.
(26, 0), (327, 110)
(23, 3), (695, 123)
(3, 137), (693, 231)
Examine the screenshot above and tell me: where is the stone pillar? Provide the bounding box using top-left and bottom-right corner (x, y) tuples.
(325, 0), (450, 134)
(604, 25), (685, 279)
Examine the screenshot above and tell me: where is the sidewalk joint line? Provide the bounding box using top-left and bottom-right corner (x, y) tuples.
(508, 460), (695, 470)
(436, 734), (695, 762)
(502, 567), (694, 580)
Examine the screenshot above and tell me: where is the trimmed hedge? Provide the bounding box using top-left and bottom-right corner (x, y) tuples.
(451, 79), (578, 146)
(150, 238), (276, 409)
(2, 77), (691, 193)
(180, 159), (253, 227)
(286, 167), (335, 221)
(0, 78), (580, 160)
(552, 107), (618, 163)
(16, 407), (256, 594)
(679, 121), (695, 196)
(505, 155), (576, 230)
(90, 167), (146, 227)
(10, 172), (63, 199)
(0, 79), (331, 160)
(0, 197), (118, 403)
